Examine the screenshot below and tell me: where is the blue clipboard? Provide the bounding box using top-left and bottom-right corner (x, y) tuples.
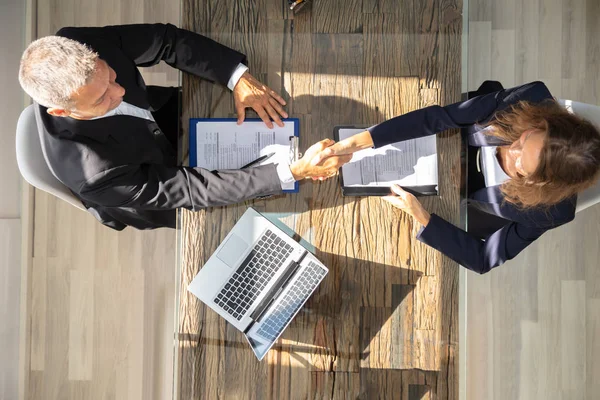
(189, 117), (300, 193)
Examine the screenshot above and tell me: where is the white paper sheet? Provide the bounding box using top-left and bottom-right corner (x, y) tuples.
(193, 121), (296, 190)
(338, 128), (438, 188)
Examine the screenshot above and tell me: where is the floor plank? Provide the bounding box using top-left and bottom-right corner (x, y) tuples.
(561, 281), (586, 400)
(466, 1), (600, 399)
(25, 1), (180, 399)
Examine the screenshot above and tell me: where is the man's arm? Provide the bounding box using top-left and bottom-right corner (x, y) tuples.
(79, 164), (283, 211)
(57, 23), (246, 87)
(58, 24), (289, 127)
(78, 140), (350, 210)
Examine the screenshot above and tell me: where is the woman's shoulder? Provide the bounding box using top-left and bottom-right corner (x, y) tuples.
(504, 195), (576, 229)
(499, 81), (555, 106)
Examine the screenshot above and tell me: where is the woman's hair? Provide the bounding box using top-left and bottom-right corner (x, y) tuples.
(488, 100), (600, 208)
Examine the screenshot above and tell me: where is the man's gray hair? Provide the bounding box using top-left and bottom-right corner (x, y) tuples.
(18, 36), (99, 109)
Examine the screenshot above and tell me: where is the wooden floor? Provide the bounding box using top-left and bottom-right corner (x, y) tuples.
(466, 0), (600, 399)
(176, 0), (461, 399)
(24, 1), (180, 400)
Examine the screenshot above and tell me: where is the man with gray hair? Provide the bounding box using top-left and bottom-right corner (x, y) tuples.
(19, 24), (347, 230)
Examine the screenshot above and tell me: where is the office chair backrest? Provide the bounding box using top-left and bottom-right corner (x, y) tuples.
(15, 104), (86, 211)
(558, 99), (600, 213)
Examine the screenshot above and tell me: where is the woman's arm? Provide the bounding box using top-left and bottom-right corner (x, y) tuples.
(417, 213), (547, 274)
(381, 185), (549, 274)
(311, 81), (553, 165)
(368, 81), (553, 148)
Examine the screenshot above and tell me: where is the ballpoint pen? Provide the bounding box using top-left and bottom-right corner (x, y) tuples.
(288, 0), (311, 13)
(241, 152), (276, 169)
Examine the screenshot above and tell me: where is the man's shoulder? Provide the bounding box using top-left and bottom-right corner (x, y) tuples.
(55, 26), (94, 43)
(55, 26), (76, 38)
(34, 109), (123, 191)
(54, 26), (119, 54)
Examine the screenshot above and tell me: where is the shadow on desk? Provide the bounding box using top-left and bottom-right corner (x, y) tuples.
(175, 253), (436, 398)
(295, 251), (426, 370)
(178, 252), (426, 368)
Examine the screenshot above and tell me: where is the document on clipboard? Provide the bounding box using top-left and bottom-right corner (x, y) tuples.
(334, 126), (438, 197)
(189, 118), (300, 192)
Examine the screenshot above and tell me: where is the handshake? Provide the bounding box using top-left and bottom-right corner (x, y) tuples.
(288, 131), (375, 181)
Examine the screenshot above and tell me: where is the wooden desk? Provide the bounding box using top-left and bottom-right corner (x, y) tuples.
(175, 1), (462, 398)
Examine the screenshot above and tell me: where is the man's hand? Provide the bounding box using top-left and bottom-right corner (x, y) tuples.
(382, 184), (431, 226)
(310, 130), (375, 166)
(233, 71), (288, 128)
(290, 139), (352, 180)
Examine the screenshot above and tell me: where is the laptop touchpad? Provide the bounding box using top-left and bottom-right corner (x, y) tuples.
(217, 233), (249, 267)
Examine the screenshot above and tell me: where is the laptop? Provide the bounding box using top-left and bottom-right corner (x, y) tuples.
(187, 207), (329, 360)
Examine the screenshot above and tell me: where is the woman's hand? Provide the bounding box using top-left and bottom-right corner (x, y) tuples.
(382, 185), (431, 226)
(310, 130), (375, 166)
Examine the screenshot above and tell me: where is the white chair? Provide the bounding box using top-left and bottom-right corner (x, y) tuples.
(15, 104), (86, 211)
(557, 99), (600, 213)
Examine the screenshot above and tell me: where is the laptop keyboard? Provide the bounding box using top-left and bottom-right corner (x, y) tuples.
(214, 229), (294, 321)
(256, 261), (327, 342)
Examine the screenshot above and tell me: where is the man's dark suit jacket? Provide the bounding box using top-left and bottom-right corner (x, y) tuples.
(368, 81), (577, 274)
(35, 24), (282, 231)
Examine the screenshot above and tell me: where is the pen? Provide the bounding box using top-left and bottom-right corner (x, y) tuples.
(241, 152), (276, 169)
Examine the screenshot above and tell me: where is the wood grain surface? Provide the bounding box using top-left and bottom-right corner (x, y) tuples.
(177, 0), (462, 399)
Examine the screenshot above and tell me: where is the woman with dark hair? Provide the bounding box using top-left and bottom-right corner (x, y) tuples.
(311, 81), (600, 274)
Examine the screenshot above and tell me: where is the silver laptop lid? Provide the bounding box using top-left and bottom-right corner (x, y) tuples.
(188, 208), (328, 360)
(188, 208), (305, 331)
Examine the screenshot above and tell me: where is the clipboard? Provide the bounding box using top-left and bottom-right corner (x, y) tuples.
(189, 118), (300, 193)
(334, 125), (438, 197)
